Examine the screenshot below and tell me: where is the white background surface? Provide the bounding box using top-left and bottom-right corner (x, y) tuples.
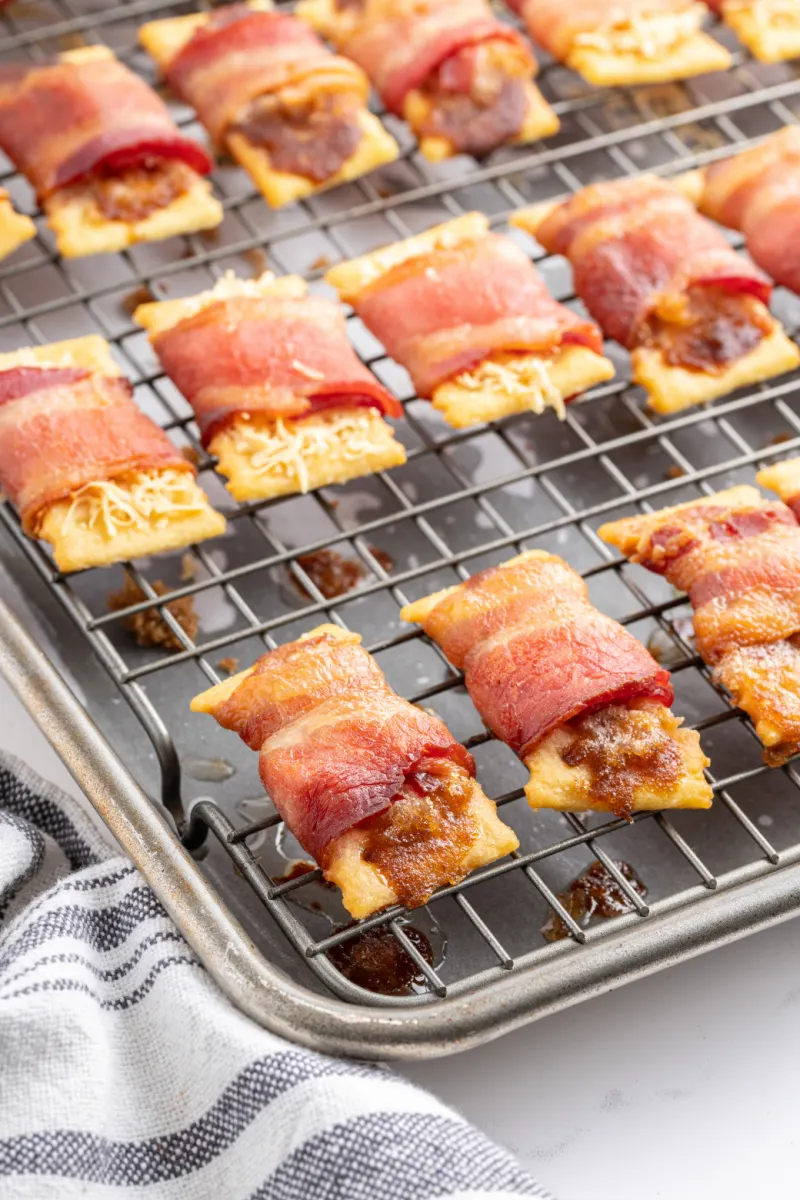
(2, 670), (798, 1200)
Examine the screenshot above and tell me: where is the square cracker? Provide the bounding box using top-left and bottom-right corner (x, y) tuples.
(0, 192), (35, 262)
(402, 81), (559, 163)
(721, 2), (800, 63)
(568, 30), (731, 86)
(135, 271), (407, 501)
(2, 335), (225, 572)
(191, 624), (518, 919)
(140, 1), (399, 208)
(631, 323), (800, 414)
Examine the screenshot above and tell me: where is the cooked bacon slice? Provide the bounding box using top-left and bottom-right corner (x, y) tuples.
(191, 625), (518, 916)
(165, 5), (366, 146)
(149, 289), (401, 447)
(0, 367), (191, 535)
(600, 485), (800, 764)
(0, 56), (212, 200)
(401, 550), (672, 758)
(401, 550), (711, 816)
(692, 128), (800, 297)
(332, 225), (603, 400)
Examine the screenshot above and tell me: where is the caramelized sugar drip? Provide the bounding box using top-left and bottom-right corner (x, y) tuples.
(90, 159), (195, 224)
(542, 860), (647, 943)
(561, 703), (682, 818)
(293, 546), (393, 601)
(108, 577), (198, 652)
(328, 924), (433, 996)
(234, 92), (363, 183)
(359, 763), (479, 909)
(645, 286), (772, 373)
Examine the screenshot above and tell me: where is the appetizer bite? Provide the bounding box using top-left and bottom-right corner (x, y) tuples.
(705, 0), (800, 63)
(135, 271), (406, 502)
(139, 0), (398, 209)
(506, 0), (731, 86)
(191, 625), (519, 918)
(325, 213), (615, 430)
(297, 0), (559, 160)
(601, 486), (800, 766)
(512, 177), (800, 415)
(0, 335), (225, 573)
(401, 551), (712, 817)
(680, 128), (800, 299)
(0, 191), (35, 262)
(0, 47), (222, 258)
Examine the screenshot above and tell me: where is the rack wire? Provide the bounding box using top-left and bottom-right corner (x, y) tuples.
(3, 0), (800, 1015)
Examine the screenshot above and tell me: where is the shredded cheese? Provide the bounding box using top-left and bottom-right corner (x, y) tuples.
(725, 0), (800, 27)
(574, 3), (706, 58)
(227, 412), (384, 494)
(58, 469), (208, 540)
(454, 356), (566, 418)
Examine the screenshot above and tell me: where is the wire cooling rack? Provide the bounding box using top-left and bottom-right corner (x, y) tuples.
(3, 0), (800, 1047)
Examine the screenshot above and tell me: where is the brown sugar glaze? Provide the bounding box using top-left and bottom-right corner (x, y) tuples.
(646, 286), (772, 373)
(90, 159), (194, 224)
(234, 92), (363, 183)
(356, 762), (479, 909)
(293, 546), (393, 601)
(561, 703), (682, 819)
(542, 860), (647, 943)
(421, 43), (528, 157)
(328, 924), (434, 996)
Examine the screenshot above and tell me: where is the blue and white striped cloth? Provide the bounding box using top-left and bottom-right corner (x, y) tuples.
(0, 750), (551, 1200)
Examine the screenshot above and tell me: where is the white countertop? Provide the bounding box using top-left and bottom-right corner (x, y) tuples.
(2, 669), (797, 1200)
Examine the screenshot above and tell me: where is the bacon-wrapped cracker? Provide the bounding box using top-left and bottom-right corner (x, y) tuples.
(401, 551), (711, 816)
(135, 271), (406, 502)
(192, 624), (518, 918)
(0, 191), (35, 262)
(512, 177), (800, 415)
(507, 0), (731, 85)
(601, 486), (800, 766)
(705, 0), (800, 62)
(298, 0), (558, 161)
(140, 1), (398, 209)
(0, 336), (225, 573)
(325, 214), (614, 430)
(0, 47), (222, 258)
(680, 129), (800, 300)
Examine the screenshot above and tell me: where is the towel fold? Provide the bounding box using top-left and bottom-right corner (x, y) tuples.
(0, 750), (551, 1200)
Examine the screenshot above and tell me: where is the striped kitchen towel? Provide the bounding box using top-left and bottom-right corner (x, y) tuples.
(0, 749), (551, 1200)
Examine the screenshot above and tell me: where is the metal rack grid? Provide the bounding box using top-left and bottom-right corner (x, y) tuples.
(3, 0), (800, 1023)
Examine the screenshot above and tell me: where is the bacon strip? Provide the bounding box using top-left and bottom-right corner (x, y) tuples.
(334, 0), (533, 117)
(212, 630), (475, 865)
(0, 367), (192, 534)
(151, 293), (401, 446)
(349, 232), (604, 399)
(0, 57), (212, 199)
(166, 6), (365, 145)
(696, 128), (800, 297)
(599, 489), (800, 665)
(532, 176), (771, 350)
(405, 552), (673, 759)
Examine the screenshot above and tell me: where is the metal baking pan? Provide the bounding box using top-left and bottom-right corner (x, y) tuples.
(3, 0), (800, 1059)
